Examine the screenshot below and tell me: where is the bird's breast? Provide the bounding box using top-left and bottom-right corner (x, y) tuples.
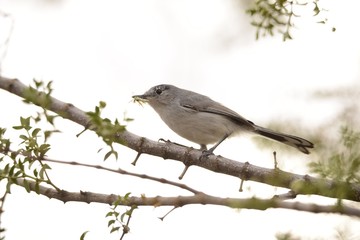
(154, 105), (239, 145)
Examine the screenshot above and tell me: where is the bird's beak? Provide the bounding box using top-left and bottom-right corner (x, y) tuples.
(132, 94), (147, 100)
(132, 94), (149, 105)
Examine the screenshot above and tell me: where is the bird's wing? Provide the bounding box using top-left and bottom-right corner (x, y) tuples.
(179, 95), (255, 129)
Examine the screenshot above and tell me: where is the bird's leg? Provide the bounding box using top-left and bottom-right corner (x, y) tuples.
(201, 134), (229, 158)
(200, 144), (207, 151)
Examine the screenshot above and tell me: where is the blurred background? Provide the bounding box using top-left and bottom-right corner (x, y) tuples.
(1, 0), (360, 239)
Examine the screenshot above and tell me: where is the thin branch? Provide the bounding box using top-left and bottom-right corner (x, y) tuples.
(1, 147), (201, 194)
(120, 206), (135, 240)
(12, 178), (360, 218)
(0, 191), (8, 239)
(1, 76), (360, 202)
(0, 11), (14, 70)
(158, 206), (178, 221)
(41, 157), (201, 194)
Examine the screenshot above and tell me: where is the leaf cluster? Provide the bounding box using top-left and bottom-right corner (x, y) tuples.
(0, 117), (57, 194)
(84, 101), (129, 161)
(247, 0), (326, 41)
(309, 127), (360, 184)
(106, 194), (137, 239)
(23, 80), (60, 130)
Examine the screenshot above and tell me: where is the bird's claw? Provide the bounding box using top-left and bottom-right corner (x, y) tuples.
(200, 149), (214, 159)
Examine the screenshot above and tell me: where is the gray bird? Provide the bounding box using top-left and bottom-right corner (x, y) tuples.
(133, 84), (314, 154)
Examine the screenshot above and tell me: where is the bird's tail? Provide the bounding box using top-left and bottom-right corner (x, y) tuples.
(254, 126), (314, 154)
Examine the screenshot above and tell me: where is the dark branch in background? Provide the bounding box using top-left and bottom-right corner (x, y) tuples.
(0, 11), (14, 69)
(11, 177), (360, 217)
(0, 76), (360, 202)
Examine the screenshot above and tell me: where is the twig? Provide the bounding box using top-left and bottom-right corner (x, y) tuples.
(159, 206), (178, 221)
(41, 157), (201, 194)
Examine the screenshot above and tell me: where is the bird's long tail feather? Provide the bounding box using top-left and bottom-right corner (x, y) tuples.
(254, 126), (314, 154)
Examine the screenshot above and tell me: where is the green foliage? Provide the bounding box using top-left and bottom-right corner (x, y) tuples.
(0, 117), (58, 194)
(85, 101), (128, 161)
(106, 194), (137, 239)
(13, 117), (51, 160)
(23, 80), (60, 129)
(247, 0), (327, 41)
(0, 79), (59, 202)
(305, 127), (360, 201)
(309, 127), (360, 184)
(0, 80), (62, 195)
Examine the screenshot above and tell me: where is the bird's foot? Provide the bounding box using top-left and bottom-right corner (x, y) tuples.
(200, 148), (214, 160)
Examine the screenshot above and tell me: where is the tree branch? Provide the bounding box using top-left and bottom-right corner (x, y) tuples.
(1, 76), (360, 202)
(41, 157), (201, 194)
(12, 178), (360, 217)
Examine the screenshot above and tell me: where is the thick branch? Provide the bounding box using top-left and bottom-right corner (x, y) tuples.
(14, 178), (360, 217)
(1, 76), (360, 202)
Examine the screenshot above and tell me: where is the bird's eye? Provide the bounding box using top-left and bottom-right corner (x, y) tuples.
(155, 88), (162, 95)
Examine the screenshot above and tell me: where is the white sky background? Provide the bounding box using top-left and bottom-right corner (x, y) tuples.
(1, 0), (360, 239)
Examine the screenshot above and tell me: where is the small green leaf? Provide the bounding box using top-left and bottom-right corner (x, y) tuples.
(124, 117), (134, 122)
(39, 144), (51, 156)
(20, 117), (31, 130)
(33, 79), (43, 88)
(113, 151), (118, 160)
(18, 160), (25, 171)
(19, 135), (28, 141)
(105, 212), (114, 217)
(46, 81), (53, 91)
(33, 112), (41, 123)
(107, 219), (115, 227)
(46, 114), (56, 125)
(32, 128), (41, 138)
(42, 163), (51, 170)
(39, 165), (51, 179)
(3, 164), (10, 174)
(99, 101), (106, 109)
(313, 2), (320, 16)
(8, 165), (15, 176)
(120, 212), (126, 222)
(80, 231), (89, 240)
(104, 151), (112, 161)
(110, 227), (120, 233)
